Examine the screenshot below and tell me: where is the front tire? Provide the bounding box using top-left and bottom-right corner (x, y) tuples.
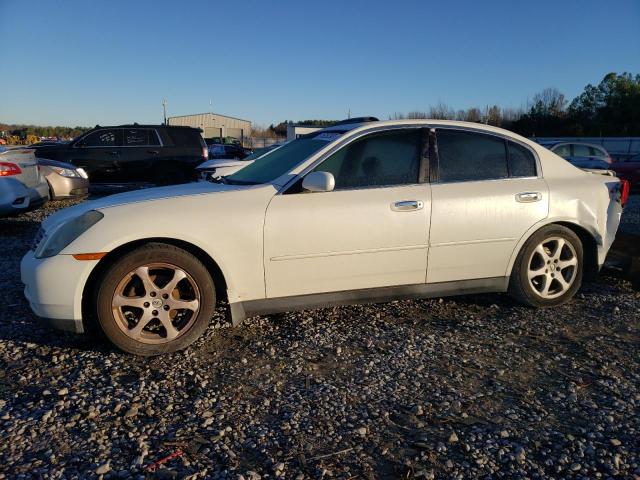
(509, 225), (583, 307)
(95, 243), (216, 355)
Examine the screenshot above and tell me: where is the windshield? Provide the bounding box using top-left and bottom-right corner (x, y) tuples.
(225, 136), (339, 185)
(243, 145), (278, 161)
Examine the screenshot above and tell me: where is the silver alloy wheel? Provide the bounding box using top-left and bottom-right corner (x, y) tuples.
(527, 237), (578, 299)
(112, 262), (201, 344)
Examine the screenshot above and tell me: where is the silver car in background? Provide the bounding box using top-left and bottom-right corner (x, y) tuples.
(38, 158), (89, 199)
(0, 147), (49, 216)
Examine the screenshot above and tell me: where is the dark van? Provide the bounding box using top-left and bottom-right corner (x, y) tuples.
(33, 125), (208, 185)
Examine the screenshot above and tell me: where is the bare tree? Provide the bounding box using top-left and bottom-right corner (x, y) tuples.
(531, 88), (566, 115)
(428, 102), (455, 120)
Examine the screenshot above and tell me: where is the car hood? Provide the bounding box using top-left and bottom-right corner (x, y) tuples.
(41, 181), (251, 231)
(196, 159), (249, 169)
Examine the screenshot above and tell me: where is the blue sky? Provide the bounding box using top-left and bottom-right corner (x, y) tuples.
(1, 0), (639, 127)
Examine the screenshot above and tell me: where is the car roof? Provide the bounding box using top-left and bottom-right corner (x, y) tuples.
(545, 141), (609, 151)
(91, 124), (199, 130)
(316, 118), (537, 146)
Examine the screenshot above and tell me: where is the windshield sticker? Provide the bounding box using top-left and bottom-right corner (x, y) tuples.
(313, 132), (342, 142)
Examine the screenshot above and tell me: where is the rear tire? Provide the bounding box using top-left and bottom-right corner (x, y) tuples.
(95, 243), (215, 356)
(509, 225), (583, 307)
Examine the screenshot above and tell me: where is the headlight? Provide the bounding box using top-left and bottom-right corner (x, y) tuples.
(36, 210), (104, 258)
(76, 168), (89, 179)
(52, 167), (80, 178)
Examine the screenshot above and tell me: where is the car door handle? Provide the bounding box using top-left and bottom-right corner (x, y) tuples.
(147, 150), (159, 154)
(515, 192), (542, 203)
(107, 151), (119, 156)
(391, 200), (424, 211)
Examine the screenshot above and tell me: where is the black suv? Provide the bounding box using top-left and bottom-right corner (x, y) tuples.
(33, 125), (208, 184)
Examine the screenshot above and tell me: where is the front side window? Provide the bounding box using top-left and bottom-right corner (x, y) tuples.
(313, 129), (421, 189)
(573, 144), (591, 157)
(437, 130), (508, 182)
(81, 129), (122, 147)
(553, 144), (571, 158)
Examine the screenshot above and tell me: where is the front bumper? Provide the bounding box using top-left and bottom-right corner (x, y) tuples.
(20, 251), (99, 334)
(47, 174), (90, 199)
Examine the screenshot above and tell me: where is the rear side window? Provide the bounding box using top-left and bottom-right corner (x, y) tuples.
(589, 146), (606, 158)
(123, 129), (149, 146)
(436, 130), (507, 182)
(82, 129), (122, 147)
(507, 141), (537, 177)
(553, 144), (571, 158)
(166, 128), (202, 147)
(315, 129), (421, 189)
(148, 130), (160, 146)
(573, 144), (590, 157)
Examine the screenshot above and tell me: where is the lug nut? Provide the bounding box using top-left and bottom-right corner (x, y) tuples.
(152, 310), (158, 315)
(162, 293), (169, 299)
(150, 292), (156, 297)
(144, 302), (150, 308)
(163, 305), (170, 311)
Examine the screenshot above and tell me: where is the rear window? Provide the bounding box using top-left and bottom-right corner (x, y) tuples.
(166, 128), (203, 147)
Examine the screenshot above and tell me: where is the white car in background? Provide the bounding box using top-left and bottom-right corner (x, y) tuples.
(196, 144), (283, 182)
(21, 118), (624, 356)
(0, 147), (49, 216)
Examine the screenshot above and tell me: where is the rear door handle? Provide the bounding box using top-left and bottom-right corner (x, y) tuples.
(516, 192), (542, 203)
(391, 200), (424, 211)
(147, 150), (159, 154)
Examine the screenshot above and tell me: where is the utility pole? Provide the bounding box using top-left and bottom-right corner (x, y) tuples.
(348, 108), (351, 119)
(162, 99), (167, 125)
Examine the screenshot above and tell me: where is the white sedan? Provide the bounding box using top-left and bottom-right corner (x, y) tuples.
(21, 118), (624, 355)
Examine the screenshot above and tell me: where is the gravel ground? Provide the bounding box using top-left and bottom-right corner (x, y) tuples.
(0, 193), (639, 479)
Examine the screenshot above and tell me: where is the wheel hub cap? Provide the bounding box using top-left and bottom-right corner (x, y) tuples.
(527, 236), (578, 300)
(111, 262), (201, 344)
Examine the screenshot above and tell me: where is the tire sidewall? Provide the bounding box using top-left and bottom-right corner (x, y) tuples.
(513, 226), (583, 307)
(96, 245), (215, 356)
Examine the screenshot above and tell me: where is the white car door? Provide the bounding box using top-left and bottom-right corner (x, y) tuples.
(264, 128), (431, 298)
(427, 128), (549, 283)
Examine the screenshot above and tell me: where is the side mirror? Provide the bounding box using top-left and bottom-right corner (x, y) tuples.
(302, 171), (335, 192)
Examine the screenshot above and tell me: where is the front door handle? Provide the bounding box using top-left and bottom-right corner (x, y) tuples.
(516, 192), (542, 203)
(107, 151), (119, 156)
(391, 200), (424, 211)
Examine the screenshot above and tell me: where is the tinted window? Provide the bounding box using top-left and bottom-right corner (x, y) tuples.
(314, 129), (420, 189)
(588, 146), (606, 158)
(166, 128), (202, 147)
(123, 129), (149, 146)
(553, 144), (571, 158)
(82, 129), (122, 147)
(507, 141), (537, 177)
(573, 144), (590, 157)
(148, 129), (160, 146)
(437, 130), (507, 182)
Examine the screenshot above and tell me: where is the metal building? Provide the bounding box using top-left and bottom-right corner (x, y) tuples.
(167, 113), (251, 143)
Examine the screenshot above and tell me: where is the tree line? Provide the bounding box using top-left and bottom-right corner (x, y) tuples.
(0, 123), (90, 144)
(260, 72), (639, 138)
(3, 72), (638, 144)
(391, 72), (640, 137)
